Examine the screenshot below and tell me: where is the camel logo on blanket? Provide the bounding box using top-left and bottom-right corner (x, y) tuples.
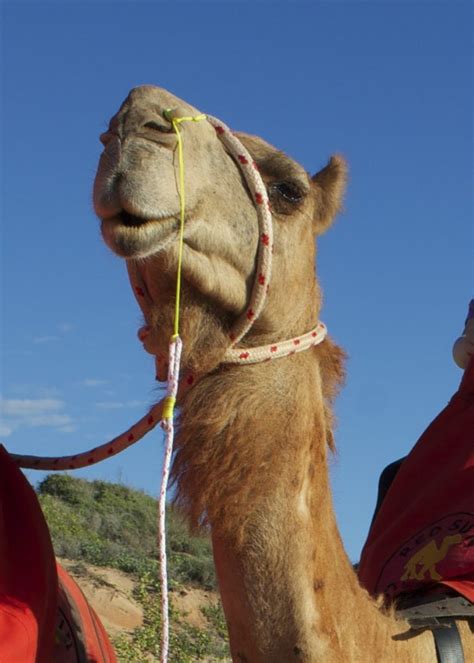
(375, 513), (474, 599)
(400, 534), (462, 582)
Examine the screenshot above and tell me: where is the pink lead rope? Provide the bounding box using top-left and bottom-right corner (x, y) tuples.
(158, 335), (182, 662)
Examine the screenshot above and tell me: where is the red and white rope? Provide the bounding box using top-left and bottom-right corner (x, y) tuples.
(223, 323), (327, 364)
(205, 116), (274, 345)
(8, 111), (328, 663)
(9, 382), (192, 471)
(158, 335), (182, 663)
(9, 105), (328, 482)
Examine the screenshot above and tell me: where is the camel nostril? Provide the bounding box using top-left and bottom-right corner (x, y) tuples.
(143, 120), (172, 134)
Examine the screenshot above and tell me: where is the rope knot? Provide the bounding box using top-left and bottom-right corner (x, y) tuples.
(161, 396), (176, 423)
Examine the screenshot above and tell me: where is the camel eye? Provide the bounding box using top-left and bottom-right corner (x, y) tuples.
(270, 182), (304, 203)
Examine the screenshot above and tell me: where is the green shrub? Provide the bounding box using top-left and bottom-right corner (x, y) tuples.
(37, 474), (217, 587)
(37, 474), (230, 660)
(113, 572), (229, 662)
(38, 474), (92, 505)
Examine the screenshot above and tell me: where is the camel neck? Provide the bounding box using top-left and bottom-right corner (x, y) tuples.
(173, 352), (434, 662)
(175, 353), (325, 658)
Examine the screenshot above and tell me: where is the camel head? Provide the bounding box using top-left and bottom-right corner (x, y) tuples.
(93, 85), (347, 374)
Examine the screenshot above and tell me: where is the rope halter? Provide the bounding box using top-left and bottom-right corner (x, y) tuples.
(127, 111), (328, 663)
(10, 108), (329, 663)
(128, 112), (327, 375)
(10, 112), (328, 468)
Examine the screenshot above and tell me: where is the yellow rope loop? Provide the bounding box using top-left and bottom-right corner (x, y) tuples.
(172, 114), (207, 125)
(162, 396), (176, 420)
(166, 111), (207, 338)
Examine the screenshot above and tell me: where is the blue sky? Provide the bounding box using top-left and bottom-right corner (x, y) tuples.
(1, 1), (472, 561)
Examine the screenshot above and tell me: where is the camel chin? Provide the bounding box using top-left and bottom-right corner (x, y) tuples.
(100, 213), (179, 259)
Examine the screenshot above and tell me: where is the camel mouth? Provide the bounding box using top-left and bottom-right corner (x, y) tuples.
(100, 212), (179, 259)
(117, 210), (153, 228)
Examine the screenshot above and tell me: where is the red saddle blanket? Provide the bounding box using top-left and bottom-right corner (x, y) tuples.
(358, 360), (474, 603)
(0, 445), (117, 662)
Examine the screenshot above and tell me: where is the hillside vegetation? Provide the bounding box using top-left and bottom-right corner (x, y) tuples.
(38, 474), (230, 662)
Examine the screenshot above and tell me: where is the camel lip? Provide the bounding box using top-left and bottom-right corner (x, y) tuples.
(99, 202), (199, 259)
(100, 214), (180, 259)
(100, 209), (170, 229)
(117, 210), (154, 228)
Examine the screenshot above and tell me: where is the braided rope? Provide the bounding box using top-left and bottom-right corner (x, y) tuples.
(10, 111), (327, 470)
(224, 323), (327, 364)
(128, 115), (274, 349)
(8, 319), (327, 472)
(8, 111), (328, 663)
(9, 384), (189, 470)
(205, 115), (274, 345)
(10, 113), (327, 469)
(158, 335), (182, 663)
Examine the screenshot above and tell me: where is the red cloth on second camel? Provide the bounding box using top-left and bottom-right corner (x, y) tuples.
(0, 444), (57, 663)
(0, 445), (118, 662)
(358, 359), (474, 603)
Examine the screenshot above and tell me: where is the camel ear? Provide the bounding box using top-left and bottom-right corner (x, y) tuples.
(311, 155), (347, 235)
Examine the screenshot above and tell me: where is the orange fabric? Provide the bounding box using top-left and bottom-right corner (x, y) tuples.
(54, 563), (117, 663)
(359, 360), (474, 603)
(0, 445), (57, 663)
(443, 576), (474, 598)
(0, 446), (117, 662)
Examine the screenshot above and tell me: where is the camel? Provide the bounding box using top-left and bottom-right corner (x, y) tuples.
(93, 85), (473, 662)
(401, 535), (463, 583)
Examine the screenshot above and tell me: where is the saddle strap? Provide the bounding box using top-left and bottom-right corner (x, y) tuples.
(432, 620), (464, 663)
(395, 593), (472, 663)
(397, 595), (474, 625)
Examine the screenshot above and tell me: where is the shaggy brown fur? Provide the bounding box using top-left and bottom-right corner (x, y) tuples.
(94, 85), (473, 662)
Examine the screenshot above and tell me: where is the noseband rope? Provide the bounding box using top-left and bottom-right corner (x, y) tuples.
(9, 111), (328, 663)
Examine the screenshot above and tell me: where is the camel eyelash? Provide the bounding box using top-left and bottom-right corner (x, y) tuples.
(269, 181), (305, 204)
